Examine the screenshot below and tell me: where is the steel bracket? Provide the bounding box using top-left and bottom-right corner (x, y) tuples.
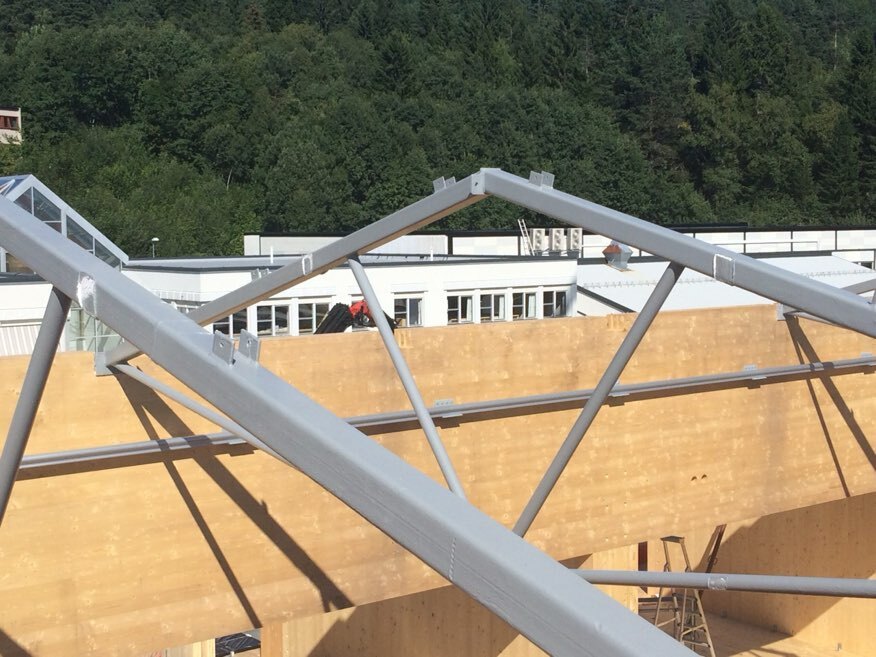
(212, 331), (235, 364)
(237, 330), (261, 363)
(528, 170), (555, 189)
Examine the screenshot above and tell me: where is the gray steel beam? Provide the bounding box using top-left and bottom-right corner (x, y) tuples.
(843, 277), (876, 295)
(482, 169), (876, 338)
(514, 262), (684, 536)
(577, 570), (876, 598)
(110, 362), (288, 464)
(19, 355), (876, 475)
(0, 287), (71, 524)
(19, 432), (249, 471)
(104, 174), (486, 367)
(0, 195), (690, 656)
(348, 257), (466, 498)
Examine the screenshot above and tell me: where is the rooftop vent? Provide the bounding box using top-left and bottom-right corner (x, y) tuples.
(603, 240), (632, 270)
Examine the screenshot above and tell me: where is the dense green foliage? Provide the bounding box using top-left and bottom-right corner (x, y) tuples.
(0, 0), (874, 256)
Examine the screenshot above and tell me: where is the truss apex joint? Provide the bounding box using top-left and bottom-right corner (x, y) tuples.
(470, 171), (485, 196)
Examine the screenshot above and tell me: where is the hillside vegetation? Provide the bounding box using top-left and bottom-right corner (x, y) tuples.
(0, 0), (874, 256)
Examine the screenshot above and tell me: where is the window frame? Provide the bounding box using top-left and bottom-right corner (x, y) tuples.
(447, 294), (474, 324)
(479, 291), (506, 323)
(512, 290), (537, 320)
(297, 298), (331, 335)
(542, 289), (568, 318)
(394, 296), (423, 328)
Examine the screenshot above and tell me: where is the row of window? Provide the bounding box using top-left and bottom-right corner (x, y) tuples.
(7, 186), (121, 271)
(203, 289), (568, 338)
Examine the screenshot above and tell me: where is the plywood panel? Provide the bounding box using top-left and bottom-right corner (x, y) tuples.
(0, 306), (874, 656)
(645, 494), (876, 656)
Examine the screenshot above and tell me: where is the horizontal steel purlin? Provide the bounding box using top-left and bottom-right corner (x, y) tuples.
(109, 362), (289, 464)
(577, 570), (876, 598)
(104, 174), (487, 367)
(0, 195), (690, 656)
(19, 354), (876, 475)
(482, 169), (876, 338)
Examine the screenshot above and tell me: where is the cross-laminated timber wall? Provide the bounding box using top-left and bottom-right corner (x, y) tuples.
(0, 305), (874, 656)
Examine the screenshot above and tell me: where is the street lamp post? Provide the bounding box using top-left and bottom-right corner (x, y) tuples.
(150, 237), (159, 258)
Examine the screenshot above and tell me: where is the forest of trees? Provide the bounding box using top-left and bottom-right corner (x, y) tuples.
(0, 0), (874, 257)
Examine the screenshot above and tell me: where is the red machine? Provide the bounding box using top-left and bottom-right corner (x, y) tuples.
(315, 300), (397, 334)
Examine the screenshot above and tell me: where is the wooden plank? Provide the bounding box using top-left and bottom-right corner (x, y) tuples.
(0, 306), (874, 656)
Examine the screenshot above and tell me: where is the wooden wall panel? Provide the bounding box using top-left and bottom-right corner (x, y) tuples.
(0, 306), (874, 656)
(259, 544), (636, 657)
(645, 494), (875, 656)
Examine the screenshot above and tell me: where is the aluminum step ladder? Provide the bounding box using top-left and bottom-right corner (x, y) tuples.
(653, 535), (717, 657)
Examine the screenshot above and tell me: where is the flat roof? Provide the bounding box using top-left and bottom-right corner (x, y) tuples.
(577, 255), (875, 312)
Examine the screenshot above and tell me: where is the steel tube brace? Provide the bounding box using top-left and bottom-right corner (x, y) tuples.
(348, 257), (466, 498)
(578, 569), (876, 598)
(0, 287), (71, 524)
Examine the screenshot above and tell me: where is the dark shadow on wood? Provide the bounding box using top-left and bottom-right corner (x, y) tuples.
(115, 372), (263, 628)
(114, 371), (352, 614)
(0, 628), (32, 657)
(787, 319), (876, 473)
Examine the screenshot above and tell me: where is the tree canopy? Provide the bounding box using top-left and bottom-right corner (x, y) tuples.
(1, 0), (874, 256)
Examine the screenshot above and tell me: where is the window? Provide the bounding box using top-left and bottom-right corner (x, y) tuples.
(512, 292), (537, 320)
(32, 189), (62, 232)
(394, 297), (422, 327)
(67, 218), (95, 253)
(480, 292), (506, 322)
(256, 304), (289, 336)
(14, 188), (31, 213)
(298, 300), (330, 334)
(94, 242), (121, 268)
(447, 295), (473, 324)
(543, 290), (567, 318)
(213, 309), (248, 337)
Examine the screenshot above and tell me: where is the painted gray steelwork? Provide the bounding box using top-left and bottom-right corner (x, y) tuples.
(0, 287), (70, 524)
(103, 174), (487, 367)
(110, 362), (288, 464)
(105, 169), (876, 371)
(348, 257), (466, 497)
(578, 570), (876, 598)
(18, 353), (876, 474)
(18, 432), (250, 471)
(481, 169), (876, 338)
(514, 262), (685, 536)
(0, 195), (691, 657)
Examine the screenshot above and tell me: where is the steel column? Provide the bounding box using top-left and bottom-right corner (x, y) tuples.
(110, 363), (288, 464)
(514, 262), (684, 536)
(577, 570), (876, 598)
(103, 174), (486, 367)
(0, 287), (71, 524)
(348, 257), (466, 498)
(0, 195), (691, 657)
(482, 169), (876, 338)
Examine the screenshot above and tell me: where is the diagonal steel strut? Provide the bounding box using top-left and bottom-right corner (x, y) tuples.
(103, 174), (487, 367)
(0, 287), (71, 524)
(0, 198), (690, 656)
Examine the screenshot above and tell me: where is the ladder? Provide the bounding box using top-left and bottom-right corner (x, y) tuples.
(518, 217), (534, 256)
(653, 536), (717, 657)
